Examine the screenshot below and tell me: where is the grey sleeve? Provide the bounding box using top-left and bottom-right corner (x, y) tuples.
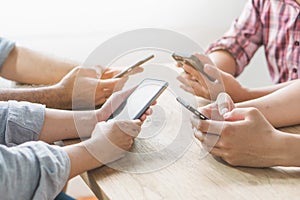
(0, 101), (45, 146)
(0, 141), (70, 200)
(0, 37), (15, 70)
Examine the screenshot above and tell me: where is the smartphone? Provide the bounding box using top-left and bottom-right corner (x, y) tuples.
(176, 97), (208, 120)
(171, 52), (216, 82)
(113, 54), (155, 78)
(108, 78), (168, 120)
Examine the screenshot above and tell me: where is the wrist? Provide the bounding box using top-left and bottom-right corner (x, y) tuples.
(48, 84), (72, 109)
(279, 131), (300, 167)
(64, 142), (102, 178)
(223, 74), (250, 102)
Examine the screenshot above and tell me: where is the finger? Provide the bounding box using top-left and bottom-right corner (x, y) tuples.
(94, 89), (112, 105)
(223, 107), (255, 122)
(188, 79), (209, 97)
(178, 76), (209, 97)
(183, 64), (207, 87)
(101, 67), (121, 79)
(116, 120), (141, 137)
(197, 102), (217, 119)
(209, 147), (225, 157)
(203, 64), (222, 83)
(176, 61), (183, 68)
(203, 133), (221, 149)
(177, 73), (192, 85)
(216, 92), (235, 115)
(91, 65), (105, 78)
(139, 114), (147, 122)
(151, 100), (157, 106)
(144, 108), (153, 115)
(194, 131), (222, 154)
(114, 76), (129, 91)
(77, 66), (101, 79)
(98, 78), (120, 91)
(132, 119), (143, 126)
(180, 84), (195, 95)
(102, 88), (113, 95)
(194, 128), (203, 141)
(191, 117), (225, 136)
(97, 97), (107, 105)
(125, 66), (144, 76)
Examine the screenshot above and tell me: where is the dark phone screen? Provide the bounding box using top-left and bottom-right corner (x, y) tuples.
(109, 79), (168, 120)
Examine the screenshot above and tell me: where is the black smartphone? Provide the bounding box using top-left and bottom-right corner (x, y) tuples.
(171, 52), (216, 82)
(113, 54), (155, 78)
(108, 78), (168, 120)
(176, 97), (208, 120)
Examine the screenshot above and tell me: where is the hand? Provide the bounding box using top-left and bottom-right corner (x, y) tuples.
(96, 86), (154, 122)
(100, 67), (121, 79)
(83, 120), (142, 164)
(101, 66), (144, 79)
(53, 66), (127, 109)
(197, 92), (235, 121)
(177, 53), (248, 102)
(193, 106), (287, 167)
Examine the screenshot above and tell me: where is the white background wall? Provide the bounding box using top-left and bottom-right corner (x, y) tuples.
(1, 0), (271, 87)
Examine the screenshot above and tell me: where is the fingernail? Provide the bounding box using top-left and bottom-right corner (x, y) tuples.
(220, 108), (229, 115)
(204, 64), (212, 70)
(223, 112), (230, 119)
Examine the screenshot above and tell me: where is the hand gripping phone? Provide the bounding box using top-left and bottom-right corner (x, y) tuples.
(108, 78), (168, 120)
(172, 52), (216, 82)
(113, 55), (154, 78)
(176, 97), (208, 120)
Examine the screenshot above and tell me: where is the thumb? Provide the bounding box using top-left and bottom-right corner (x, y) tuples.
(116, 120), (141, 137)
(216, 92), (235, 115)
(76, 66), (102, 79)
(203, 64), (222, 83)
(223, 108), (250, 121)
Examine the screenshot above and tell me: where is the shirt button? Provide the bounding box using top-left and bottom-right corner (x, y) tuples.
(294, 41), (300, 46)
(245, 33), (250, 38)
(293, 67), (298, 73)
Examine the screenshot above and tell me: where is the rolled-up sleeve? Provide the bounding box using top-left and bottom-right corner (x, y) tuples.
(206, 0), (263, 77)
(0, 141), (70, 200)
(0, 101), (45, 146)
(0, 37), (15, 70)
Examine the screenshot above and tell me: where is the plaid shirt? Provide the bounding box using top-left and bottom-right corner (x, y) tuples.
(207, 0), (300, 83)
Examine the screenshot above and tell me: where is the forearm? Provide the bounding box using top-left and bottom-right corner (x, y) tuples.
(39, 108), (97, 143)
(236, 80), (300, 127)
(242, 80), (295, 100)
(63, 143), (102, 179)
(0, 46), (77, 85)
(209, 51), (294, 102)
(209, 50), (237, 76)
(0, 83), (76, 109)
(279, 131), (300, 167)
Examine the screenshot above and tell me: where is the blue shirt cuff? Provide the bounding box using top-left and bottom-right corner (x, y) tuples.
(0, 37), (15, 70)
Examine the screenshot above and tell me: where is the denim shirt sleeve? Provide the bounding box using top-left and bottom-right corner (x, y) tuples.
(0, 141), (70, 200)
(0, 101), (45, 146)
(0, 37), (15, 70)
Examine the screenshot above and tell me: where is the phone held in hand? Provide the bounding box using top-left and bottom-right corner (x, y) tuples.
(176, 97), (208, 120)
(113, 54), (155, 78)
(108, 78), (168, 120)
(171, 52), (216, 82)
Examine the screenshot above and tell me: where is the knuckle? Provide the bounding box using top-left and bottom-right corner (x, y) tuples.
(222, 124), (232, 137)
(248, 107), (259, 115)
(196, 120), (206, 131)
(223, 154), (238, 166)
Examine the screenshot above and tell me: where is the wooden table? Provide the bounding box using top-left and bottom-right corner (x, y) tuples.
(81, 93), (300, 200)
